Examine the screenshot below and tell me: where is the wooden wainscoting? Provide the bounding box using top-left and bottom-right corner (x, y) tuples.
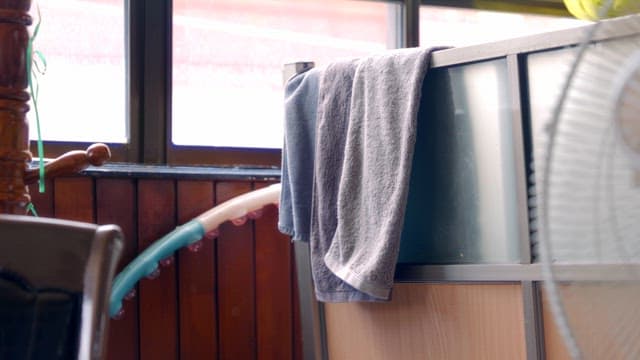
(542, 283), (640, 360)
(29, 176), (300, 360)
(29, 174), (534, 360)
(323, 283), (527, 360)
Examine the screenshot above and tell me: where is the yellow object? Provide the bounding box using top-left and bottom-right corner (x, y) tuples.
(564, 0), (639, 20)
(565, 0), (594, 20)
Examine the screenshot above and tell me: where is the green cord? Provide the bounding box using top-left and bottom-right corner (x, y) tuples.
(26, 203), (39, 217)
(26, 6), (45, 193)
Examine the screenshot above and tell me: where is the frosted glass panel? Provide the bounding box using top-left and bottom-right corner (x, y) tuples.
(398, 59), (522, 264)
(527, 39), (640, 263)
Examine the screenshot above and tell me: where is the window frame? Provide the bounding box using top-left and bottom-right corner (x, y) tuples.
(28, 0), (571, 166)
(28, 0), (407, 167)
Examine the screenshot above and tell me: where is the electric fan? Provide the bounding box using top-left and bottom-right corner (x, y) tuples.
(535, 2), (640, 359)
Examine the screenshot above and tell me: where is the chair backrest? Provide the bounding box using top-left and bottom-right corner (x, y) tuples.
(0, 215), (123, 360)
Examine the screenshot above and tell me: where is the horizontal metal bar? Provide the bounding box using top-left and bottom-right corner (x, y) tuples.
(430, 15), (640, 68)
(31, 162), (281, 181)
(395, 263), (640, 282)
(283, 61), (315, 85)
(396, 264), (541, 282)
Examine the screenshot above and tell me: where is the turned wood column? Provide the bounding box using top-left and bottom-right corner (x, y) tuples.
(0, 1), (111, 215)
(0, 0), (32, 214)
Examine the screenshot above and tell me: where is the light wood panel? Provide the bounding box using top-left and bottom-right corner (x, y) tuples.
(542, 283), (640, 360)
(324, 283), (526, 360)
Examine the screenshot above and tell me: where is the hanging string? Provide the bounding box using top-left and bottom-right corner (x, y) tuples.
(26, 5), (47, 193)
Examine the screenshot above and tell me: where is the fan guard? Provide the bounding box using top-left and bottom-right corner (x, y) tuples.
(535, 11), (640, 360)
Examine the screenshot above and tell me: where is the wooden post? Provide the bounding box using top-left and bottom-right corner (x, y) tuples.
(0, 0), (33, 214)
(0, 0), (110, 215)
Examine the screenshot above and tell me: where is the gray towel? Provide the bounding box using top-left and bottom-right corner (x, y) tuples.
(278, 68), (322, 242)
(310, 59), (380, 302)
(324, 47), (439, 300)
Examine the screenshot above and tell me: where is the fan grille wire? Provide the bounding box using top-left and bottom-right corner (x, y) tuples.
(534, 4), (640, 359)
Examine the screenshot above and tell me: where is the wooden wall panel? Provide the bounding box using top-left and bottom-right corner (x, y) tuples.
(54, 177), (94, 222)
(96, 179), (139, 360)
(216, 182), (257, 360)
(324, 283), (526, 360)
(541, 290), (571, 360)
(254, 182), (293, 360)
(137, 180), (178, 360)
(542, 284), (640, 360)
(177, 180), (217, 359)
(28, 179), (54, 217)
(34, 175), (302, 360)
(26, 172), (543, 360)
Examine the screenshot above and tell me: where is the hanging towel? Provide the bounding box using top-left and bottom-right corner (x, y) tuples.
(323, 47), (442, 300)
(278, 68), (322, 242)
(310, 59), (380, 302)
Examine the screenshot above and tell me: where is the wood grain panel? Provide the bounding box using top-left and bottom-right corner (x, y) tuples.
(216, 182), (256, 360)
(324, 283), (526, 360)
(542, 283), (640, 360)
(254, 182), (293, 360)
(28, 179), (54, 217)
(39, 174), (304, 360)
(541, 288), (571, 360)
(137, 179), (178, 360)
(96, 178), (139, 360)
(53, 177), (94, 222)
(177, 180), (217, 359)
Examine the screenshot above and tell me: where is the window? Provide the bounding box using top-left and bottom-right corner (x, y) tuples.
(29, 0), (126, 143)
(171, 0), (394, 150)
(26, 0), (587, 166)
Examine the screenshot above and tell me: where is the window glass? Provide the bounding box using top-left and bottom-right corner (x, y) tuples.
(28, 0), (126, 143)
(399, 60), (523, 264)
(419, 6), (586, 47)
(172, 0), (391, 149)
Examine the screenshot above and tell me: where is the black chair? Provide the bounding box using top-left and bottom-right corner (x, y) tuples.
(0, 215), (123, 360)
